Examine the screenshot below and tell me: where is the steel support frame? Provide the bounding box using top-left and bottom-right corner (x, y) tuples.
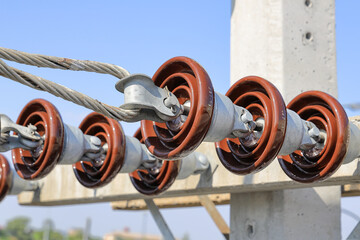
(145, 199), (175, 240)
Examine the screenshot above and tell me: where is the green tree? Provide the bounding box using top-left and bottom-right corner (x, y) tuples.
(32, 230), (64, 240)
(32, 219), (64, 240)
(89, 237), (101, 240)
(0, 228), (7, 237)
(0, 227), (13, 240)
(182, 232), (190, 240)
(5, 217), (32, 240)
(67, 230), (101, 240)
(68, 229), (83, 240)
(32, 230), (43, 240)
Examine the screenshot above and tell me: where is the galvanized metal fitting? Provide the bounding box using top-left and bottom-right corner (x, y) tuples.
(115, 74), (182, 122)
(0, 114), (42, 152)
(122, 133), (212, 182)
(300, 120), (325, 151)
(58, 124), (103, 165)
(119, 135), (155, 173)
(177, 152), (210, 180)
(0, 154), (38, 201)
(119, 133), (211, 179)
(343, 121), (360, 164)
(119, 134), (170, 176)
(231, 105), (257, 138)
(9, 171), (39, 195)
(204, 92), (256, 142)
(278, 110), (326, 156)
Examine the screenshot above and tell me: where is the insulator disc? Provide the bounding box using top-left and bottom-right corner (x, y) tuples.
(278, 91), (349, 183)
(12, 99), (64, 180)
(0, 154), (12, 202)
(215, 76), (287, 174)
(129, 128), (180, 195)
(73, 112), (125, 188)
(141, 57), (215, 160)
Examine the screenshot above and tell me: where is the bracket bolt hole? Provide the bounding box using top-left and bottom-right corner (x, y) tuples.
(305, 32), (313, 41)
(247, 224), (255, 238)
(245, 219), (256, 238)
(305, 0), (312, 7)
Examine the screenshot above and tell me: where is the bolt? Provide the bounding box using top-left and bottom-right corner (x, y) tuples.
(31, 144), (44, 158)
(164, 98), (179, 114)
(164, 95), (178, 108)
(239, 108), (256, 133)
(255, 118), (265, 131)
(0, 133), (8, 144)
(90, 136), (101, 146)
(163, 88), (180, 114)
(306, 121), (320, 139)
(92, 158), (104, 167)
(27, 124), (37, 132)
(308, 126), (320, 138)
(240, 109), (253, 123)
(26, 124), (38, 137)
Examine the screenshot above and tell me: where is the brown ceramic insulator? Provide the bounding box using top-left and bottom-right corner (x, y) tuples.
(0, 154), (12, 202)
(12, 99), (65, 180)
(215, 76), (287, 174)
(141, 57), (215, 160)
(129, 128), (180, 195)
(278, 91), (349, 183)
(73, 112), (126, 188)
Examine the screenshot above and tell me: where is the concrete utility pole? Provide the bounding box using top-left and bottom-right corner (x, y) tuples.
(230, 0), (340, 239)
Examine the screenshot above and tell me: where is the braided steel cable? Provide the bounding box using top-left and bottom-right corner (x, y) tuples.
(0, 47), (130, 78)
(0, 58), (140, 122)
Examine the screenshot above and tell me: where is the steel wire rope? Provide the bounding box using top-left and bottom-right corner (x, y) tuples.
(0, 47), (140, 122)
(0, 47), (130, 79)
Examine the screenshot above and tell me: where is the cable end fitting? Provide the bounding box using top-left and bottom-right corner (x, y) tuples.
(115, 74), (182, 122)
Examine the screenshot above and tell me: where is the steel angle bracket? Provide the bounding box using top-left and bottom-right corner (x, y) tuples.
(115, 74), (182, 122)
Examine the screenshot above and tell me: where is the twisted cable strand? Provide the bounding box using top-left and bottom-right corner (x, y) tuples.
(0, 59), (139, 122)
(0, 47), (130, 79)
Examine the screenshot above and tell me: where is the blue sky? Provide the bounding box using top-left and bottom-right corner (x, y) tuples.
(0, 1), (359, 239)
